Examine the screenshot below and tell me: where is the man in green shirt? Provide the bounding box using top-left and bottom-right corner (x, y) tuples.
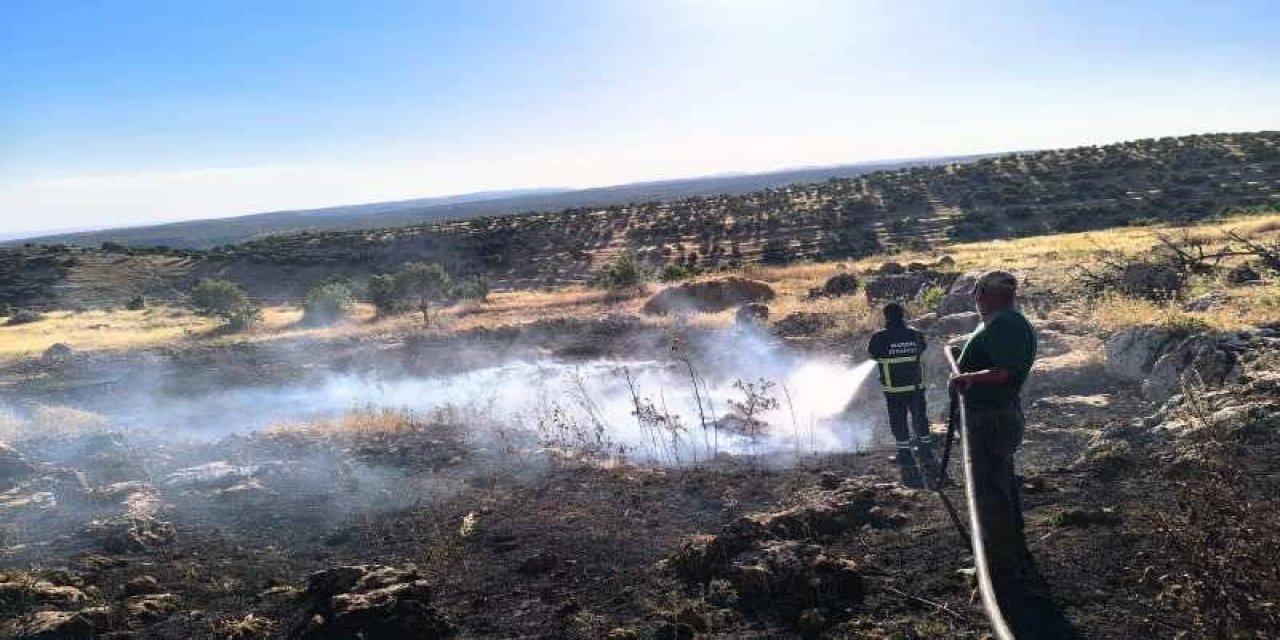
(950, 270), (1038, 586)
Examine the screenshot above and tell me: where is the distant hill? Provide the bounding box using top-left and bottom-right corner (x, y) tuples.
(3, 131), (1276, 308)
(9, 158), (982, 250)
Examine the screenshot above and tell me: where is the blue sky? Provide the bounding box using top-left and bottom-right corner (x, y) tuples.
(1, 0), (1277, 235)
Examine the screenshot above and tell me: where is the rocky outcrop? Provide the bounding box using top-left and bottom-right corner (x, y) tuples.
(1105, 326), (1262, 402)
(1143, 333), (1245, 403)
(931, 311), (981, 336)
(1104, 327), (1183, 382)
(864, 271), (959, 303)
(642, 278), (776, 315)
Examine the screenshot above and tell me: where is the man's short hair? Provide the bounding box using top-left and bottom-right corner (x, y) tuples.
(883, 302), (905, 322)
(973, 271), (1018, 296)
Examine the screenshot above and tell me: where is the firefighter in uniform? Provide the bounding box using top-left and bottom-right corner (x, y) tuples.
(867, 302), (936, 488)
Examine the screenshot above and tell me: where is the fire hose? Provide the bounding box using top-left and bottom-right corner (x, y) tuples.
(940, 345), (1017, 640)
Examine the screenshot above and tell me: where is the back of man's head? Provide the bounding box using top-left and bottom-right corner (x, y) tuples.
(972, 271), (1013, 298)
(883, 302), (906, 326)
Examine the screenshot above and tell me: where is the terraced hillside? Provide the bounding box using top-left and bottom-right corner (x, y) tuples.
(3, 131), (1278, 306)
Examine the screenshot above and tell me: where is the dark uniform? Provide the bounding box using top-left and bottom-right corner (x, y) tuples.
(867, 321), (935, 486)
(957, 307), (1037, 584)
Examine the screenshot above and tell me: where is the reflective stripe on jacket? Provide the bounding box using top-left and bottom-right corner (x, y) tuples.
(867, 324), (927, 394)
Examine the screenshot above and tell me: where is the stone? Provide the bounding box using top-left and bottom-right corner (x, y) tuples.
(934, 292), (973, 316)
(1103, 327), (1182, 382)
(1226, 264), (1261, 284)
(864, 271), (960, 303)
(642, 277), (776, 315)
(734, 303), (769, 327)
(1143, 334), (1241, 403)
(1118, 262), (1185, 300)
(878, 262), (905, 275)
(40, 343), (74, 367)
(1182, 290), (1229, 312)
(932, 312), (980, 336)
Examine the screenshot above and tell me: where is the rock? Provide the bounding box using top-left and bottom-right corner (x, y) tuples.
(1, 611), (95, 639)
(642, 277), (776, 315)
(1143, 334), (1241, 403)
(931, 312), (981, 336)
(1182, 290), (1229, 312)
(1104, 327), (1182, 382)
(40, 343), (74, 367)
(864, 271), (959, 303)
(878, 262), (905, 275)
(772, 312), (836, 337)
(1226, 264), (1261, 284)
(936, 256), (956, 269)
(820, 273), (860, 297)
(123, 575), (160, 596)
(906, 262), (929, 272)
(734, 303), (769, 327)
(934, 292), (973, 316)
(948, 272), (980, 295)
(912, 313), (938, 332)
(1118, 262), (1185, 300)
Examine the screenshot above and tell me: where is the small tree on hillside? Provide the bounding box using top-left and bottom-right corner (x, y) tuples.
(367, 273), (400, 318)
(394, 262), (452, 326)
(303, 281), (356, 326)
(190, 279), (259, 332)
(0, 301), (10, 318)
(595, 252), (644, 291)
(191, 279), (249, 317)
(455, 275), (490, 302)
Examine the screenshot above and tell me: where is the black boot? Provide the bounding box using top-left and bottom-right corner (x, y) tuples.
(896, 449), (923, 488)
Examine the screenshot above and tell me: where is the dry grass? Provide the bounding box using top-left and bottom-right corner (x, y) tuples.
(0, 405), (110, 441)
(266, 408), (423, 436)
(2, 212), (1276, 362)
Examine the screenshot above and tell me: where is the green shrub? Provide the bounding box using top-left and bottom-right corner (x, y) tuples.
(595, 252), (644, 290)
(368, 274), (399, 317)
(5, 309), (42, 326)
(394, 262), (452, 326)
(659, 263), (699, 283)
(0, 301), (9, 318)
(190, 279), (259, 332)
(126, 295), (147, 311)
(303, 282), (356, 326)
(454, 275), (490, 302)
(191, 279), (250, 318)
(224, 304), (263, 332)
(920, 285), (945, 309)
